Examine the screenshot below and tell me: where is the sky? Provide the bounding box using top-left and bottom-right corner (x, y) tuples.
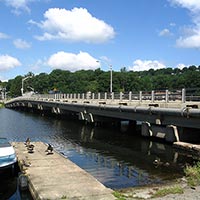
(0, 0), (200, 81)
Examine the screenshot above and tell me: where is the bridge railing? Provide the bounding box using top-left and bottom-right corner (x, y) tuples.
(185, 88), (200, 102)
(30, 88), (192, 104)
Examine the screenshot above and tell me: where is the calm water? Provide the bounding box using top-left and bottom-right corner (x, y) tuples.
(0, 108), (196, 199)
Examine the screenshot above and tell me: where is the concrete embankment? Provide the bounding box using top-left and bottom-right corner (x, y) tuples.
(12, 142), (115, 200)
(173, 141), (200, 156)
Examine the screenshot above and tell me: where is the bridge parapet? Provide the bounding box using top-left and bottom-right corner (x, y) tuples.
(5, 88), (200, 109)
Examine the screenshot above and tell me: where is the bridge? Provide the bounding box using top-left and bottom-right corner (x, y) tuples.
(5, 89), (200, 143)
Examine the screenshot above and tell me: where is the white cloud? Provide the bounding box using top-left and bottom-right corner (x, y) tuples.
(0, 76), (8, 82)
(159, 28), (173, 37)
(29, 58), (47, 73)
(1, 0), (32, 14)
(31, 7), (115, 43)
(169, 0), (200, 48)
(129, 59), (166, 71)
(176, 63), (187, 69)
(47, 51), (100, 71)
(176, 33), (200, 48)
(0, 55), (21, 71)
(1, 0), (50, 15)
(169, 0), (200, 12)
(13, 39), (31, 49)
(0, 32), (9, 39)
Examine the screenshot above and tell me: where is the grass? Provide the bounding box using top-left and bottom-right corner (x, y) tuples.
(61, 195), (67, 199)
(184, 161), (200, 186)
(152, 185), (183, 198)
(112, 162), (200, 199)
(152, 161), (200, 198)
(113, 191), (126, 200)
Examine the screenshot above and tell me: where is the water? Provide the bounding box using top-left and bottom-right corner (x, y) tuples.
(0, 108), (197, 199)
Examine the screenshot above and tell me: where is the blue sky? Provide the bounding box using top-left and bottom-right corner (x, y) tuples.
(0, 0), (200, 81)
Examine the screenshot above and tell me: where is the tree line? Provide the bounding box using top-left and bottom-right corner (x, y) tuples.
(1, 65), (200, 97)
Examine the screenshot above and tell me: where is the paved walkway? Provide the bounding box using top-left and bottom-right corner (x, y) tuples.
(13, 142), (115, 200)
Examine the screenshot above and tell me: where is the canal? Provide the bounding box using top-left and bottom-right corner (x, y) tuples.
(0, 108), (197, 199)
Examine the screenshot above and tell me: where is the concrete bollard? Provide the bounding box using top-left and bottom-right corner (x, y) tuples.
(18, 173), (28, 191)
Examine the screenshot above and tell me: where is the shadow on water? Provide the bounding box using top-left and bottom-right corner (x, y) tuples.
(0, 171), (17, 200)
(0, 108), (198, 192)
(0, 169), (33, 200)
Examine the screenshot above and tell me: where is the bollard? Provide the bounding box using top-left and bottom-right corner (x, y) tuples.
(18, 173), (28, 191)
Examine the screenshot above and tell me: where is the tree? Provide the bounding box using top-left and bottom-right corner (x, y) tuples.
(8, 76), (22, 97)
(4, 65), (200, 97)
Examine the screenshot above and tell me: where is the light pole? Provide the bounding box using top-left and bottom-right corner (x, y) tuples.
(21, 76), (33, 96)
(97, 60), (113, 93)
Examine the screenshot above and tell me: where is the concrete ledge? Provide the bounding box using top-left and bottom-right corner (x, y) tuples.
(173, 141), (200, 155)
(13, 142), (115, 200)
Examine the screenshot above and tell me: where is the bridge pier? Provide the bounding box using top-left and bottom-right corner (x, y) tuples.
(141, 122), (180, 143)
(141, 122), (200, 143)
(78, 112), (94, 123)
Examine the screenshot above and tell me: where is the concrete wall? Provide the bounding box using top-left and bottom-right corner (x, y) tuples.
(141, 122), (179, 143)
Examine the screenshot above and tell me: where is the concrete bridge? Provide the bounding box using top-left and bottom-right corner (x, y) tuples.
(5, 89), (200, 143)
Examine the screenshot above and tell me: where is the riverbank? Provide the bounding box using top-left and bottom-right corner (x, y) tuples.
(115, 179), (200, 199)
(114, 153), (200, 199)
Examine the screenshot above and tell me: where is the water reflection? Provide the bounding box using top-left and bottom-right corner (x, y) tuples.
(60, 124), (193, 188)
(0, 108), (197, 192)
(0, 169), (32, 200)
(0, 175), (17, 200)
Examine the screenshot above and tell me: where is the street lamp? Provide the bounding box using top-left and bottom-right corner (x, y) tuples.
(96, 60), (113, 93)
(21, 76), (33, 96)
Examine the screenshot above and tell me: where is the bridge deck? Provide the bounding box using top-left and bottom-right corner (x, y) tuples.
(13, 142), (115, 200)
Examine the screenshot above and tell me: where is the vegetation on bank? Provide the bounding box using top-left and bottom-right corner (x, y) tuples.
(113, 191), (126, 200)
(184, 161), (200, 186)
(0, 103), (4, 108)
(113, 161), (200, 199)
(0, 65), (200, 97)
(152, 185), (183, 198)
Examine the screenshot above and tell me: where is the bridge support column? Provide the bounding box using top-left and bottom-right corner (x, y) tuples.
(52, 107), (61, 114)
(141, 122), (180, 143)
(141, 122), (153, 137)
(78, 112), (94, 123)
